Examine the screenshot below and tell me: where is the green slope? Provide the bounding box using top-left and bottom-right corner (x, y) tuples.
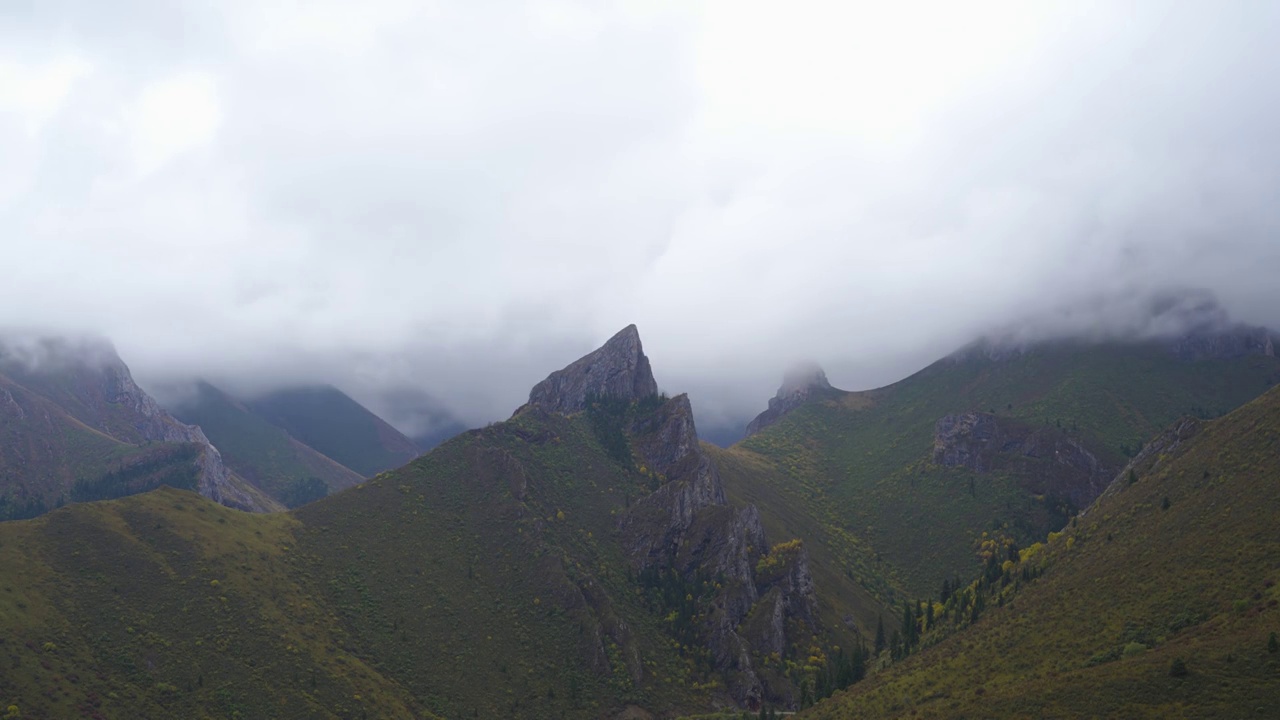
(0, 394), (866, 719)
(246, 386), (420, 476)
(736, 341), (1280, 597)
(170, 382), (364, 506)
(804, 383), (1280, 719)
(0, 487), (433, 720)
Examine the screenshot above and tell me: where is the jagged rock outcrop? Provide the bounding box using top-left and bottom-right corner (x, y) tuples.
(616, 394), (770, 705)
(620, 394), (727, 566)
(745, 362), (836, 437)
(740, 545), (818, 657)
(933, 411), (1114, 506)
(517, 325), (823, 710)
(524, 325), (658, 414)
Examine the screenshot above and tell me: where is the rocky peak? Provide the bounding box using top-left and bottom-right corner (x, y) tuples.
(744, 362), (835, 437)
(523, 324), (659, 415)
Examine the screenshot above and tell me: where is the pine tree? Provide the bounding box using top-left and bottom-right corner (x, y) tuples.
(874, 616), (886, 655)
(1128, 468), (1138, 485)
(1269, 632), (1278, 654)
(902, 601), (914, 648)
(1170, 657), (1188, 677)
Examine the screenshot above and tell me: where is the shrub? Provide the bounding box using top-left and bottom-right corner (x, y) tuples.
(1122, 642), (1147, 657)
(1169, 657), (1188, 677)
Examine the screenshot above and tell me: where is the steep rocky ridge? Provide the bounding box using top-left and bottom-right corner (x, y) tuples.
(0, 337), (273, 513)
(517, 326), (827, 710)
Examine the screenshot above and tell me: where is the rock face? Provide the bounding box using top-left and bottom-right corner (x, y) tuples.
(0, 336), (271, 513)
(525, 325), (658, 414)
(933, 411), (1114, 507)
(745, 362), (836, 437)
(526, 326), (821, 711)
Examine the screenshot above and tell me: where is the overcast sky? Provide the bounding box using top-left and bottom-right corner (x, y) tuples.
(2, 1), (1279, 437)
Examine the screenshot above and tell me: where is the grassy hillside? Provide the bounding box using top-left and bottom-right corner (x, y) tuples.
(0, 487), (433, 720)
(804, 383), (1280, 719)
(736, 342), (1280, 597)
(170, 382), (364, 506)
(0, 396), (879, 718)
(246, 386), (420, 477)
(709, 443), (903, 625)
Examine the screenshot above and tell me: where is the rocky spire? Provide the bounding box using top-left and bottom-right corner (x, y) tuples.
(744, 362), (835, 437)
(523, 324), (659, 414)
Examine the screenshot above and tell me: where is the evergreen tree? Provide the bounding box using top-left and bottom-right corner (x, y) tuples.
(1269, 632), (1278, 654)
(874, 616), (886, 655)
(925, 599), (935, 630)
(1128, 468), (1138, 485)
(902, 601), (914, 647)
(1170, 657), (1188, 677)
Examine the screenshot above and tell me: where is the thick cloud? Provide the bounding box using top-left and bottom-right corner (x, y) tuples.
(2, 0), (1279, 436)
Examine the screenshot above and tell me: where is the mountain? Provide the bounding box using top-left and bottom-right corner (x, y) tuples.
(730, 326), (1280, 600)
(803, 380), (1280, 719)
(244, 385), (421, 476)
(369, 385), (469, 452)
(0, 326), (873, 718)
(0, 336), (277, 516)
(168, 381), (364, 507)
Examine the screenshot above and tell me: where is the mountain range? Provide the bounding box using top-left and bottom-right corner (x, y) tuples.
(0, 317), (1277, 718)
(0, 336), (450, 518)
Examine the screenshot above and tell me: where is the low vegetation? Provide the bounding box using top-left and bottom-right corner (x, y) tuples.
(803, 383), (1280, 718)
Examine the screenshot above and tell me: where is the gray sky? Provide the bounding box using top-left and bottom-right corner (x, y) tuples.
(2, 0), (1279, 436)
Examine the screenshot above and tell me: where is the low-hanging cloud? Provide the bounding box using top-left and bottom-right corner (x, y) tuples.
(2, 0), (1279, 436)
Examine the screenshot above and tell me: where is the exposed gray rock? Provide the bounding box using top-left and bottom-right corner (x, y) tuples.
(619, 394), (728, 568)
(524, 324), (658, 415)
(933, 411), (1114, 506)
(745, 362), (836, 437)
(517, 325), (820, 710)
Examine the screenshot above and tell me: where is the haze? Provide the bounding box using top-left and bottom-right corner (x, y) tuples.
(2, 1), (1278, 439)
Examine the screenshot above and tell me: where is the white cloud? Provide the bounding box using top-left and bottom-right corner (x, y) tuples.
(0, 0), (1278, 432)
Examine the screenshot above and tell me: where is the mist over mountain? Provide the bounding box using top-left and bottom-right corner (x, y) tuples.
(4, 2), (1280, 442)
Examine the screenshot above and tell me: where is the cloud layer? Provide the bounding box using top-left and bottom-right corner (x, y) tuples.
(3, 0), (1279, 434)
